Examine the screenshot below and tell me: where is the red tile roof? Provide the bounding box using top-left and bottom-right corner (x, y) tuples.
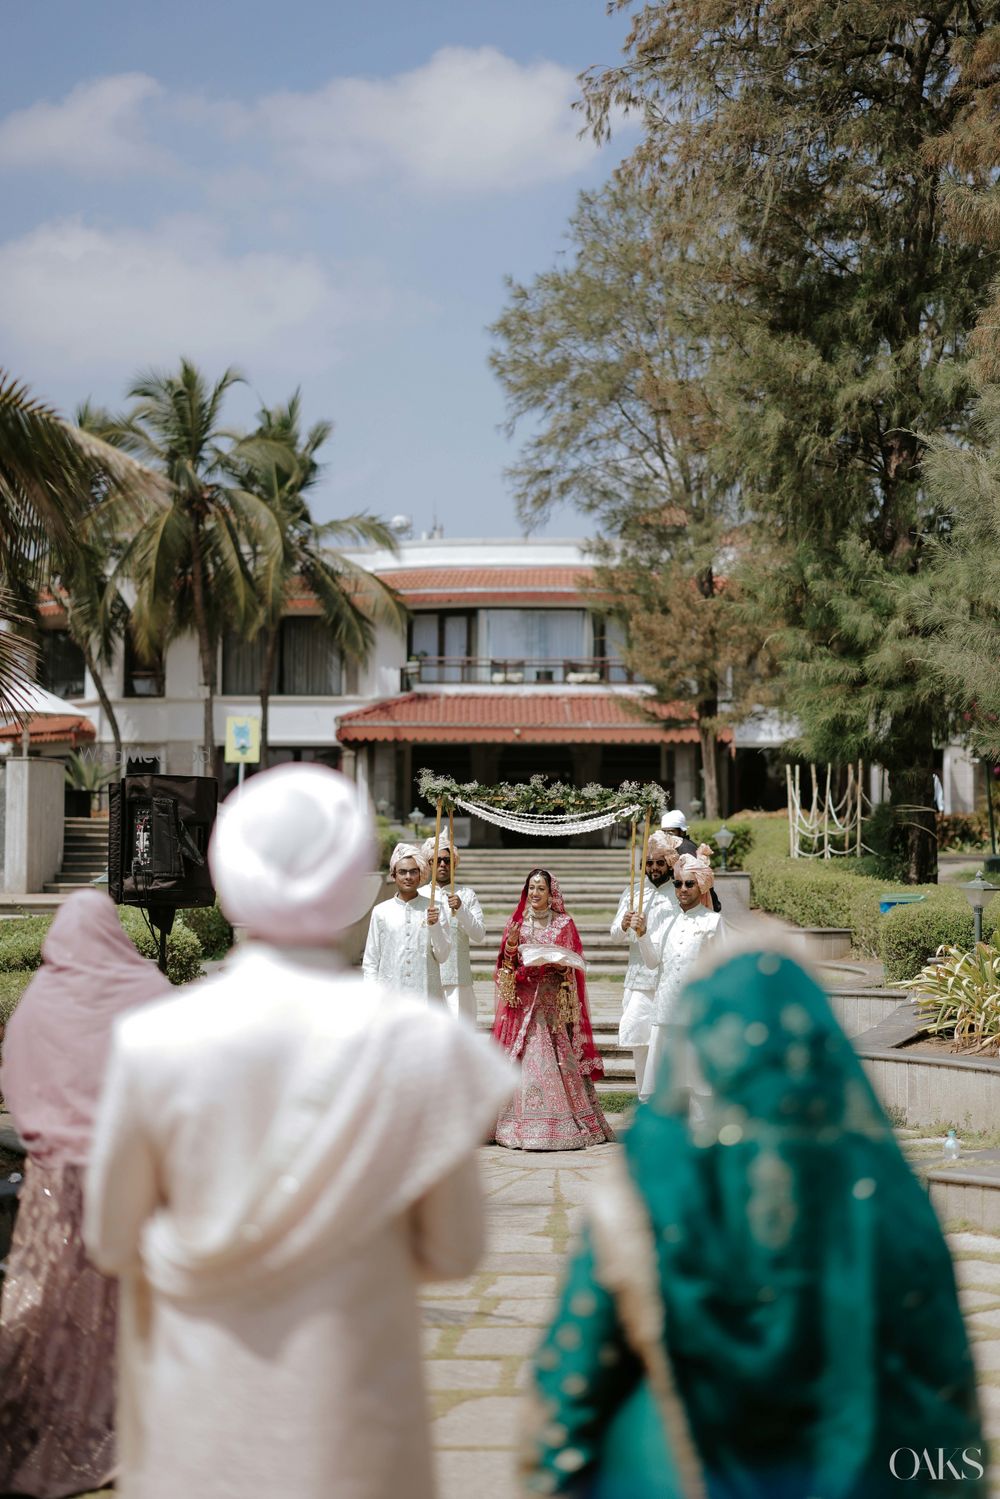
(0, 714), (96, 746)
(336, 693), (700, 745)
(373, 566), (601, 607)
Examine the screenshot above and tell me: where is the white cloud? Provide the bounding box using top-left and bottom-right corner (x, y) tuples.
(0, 217), (390, 373)
(258, 46), (596, 192)
(0, 74), (171, 177)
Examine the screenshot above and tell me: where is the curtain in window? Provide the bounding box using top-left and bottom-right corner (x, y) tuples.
(222, 633), (270, 695)
(280, 619), (343, 695)
(480, 611), (587, 681)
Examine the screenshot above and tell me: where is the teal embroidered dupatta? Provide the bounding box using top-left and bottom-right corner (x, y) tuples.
(523, 949), (986, 1499)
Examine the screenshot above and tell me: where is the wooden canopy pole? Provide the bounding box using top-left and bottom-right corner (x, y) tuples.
(636, 810), (652, 916)
(430, 799), (443, 901)
(628, 818), (637, 911)
(448, 804), (455, 897)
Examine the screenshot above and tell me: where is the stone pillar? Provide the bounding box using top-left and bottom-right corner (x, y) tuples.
(4, 758), (66, 894)
(942, 745), (977, 816)
(673, 744), (698, 819)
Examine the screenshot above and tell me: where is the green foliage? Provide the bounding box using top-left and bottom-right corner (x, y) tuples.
(937, 812), (992, 852)
(879, 900), (1000, 985)
(0, 971), (31, 1031)
(688, 820), (754, 872)
(417, 770), (666, 818)
(178, 902), (233, 960)
(118, 909), (204, 985)
(904, 943), (1000, 1053)
(0, 917), (51, 973)
(63, 750), (115, 794)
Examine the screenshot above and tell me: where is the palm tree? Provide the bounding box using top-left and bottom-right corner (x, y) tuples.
(108, 360), (282, 764)
(0, 371), (155, 722)
(233, 394), (406, 767)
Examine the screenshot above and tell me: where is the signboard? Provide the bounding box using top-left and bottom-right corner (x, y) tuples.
(224, 715), (261, 765)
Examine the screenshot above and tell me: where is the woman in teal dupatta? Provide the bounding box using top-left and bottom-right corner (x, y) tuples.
(522, 945), (986, 1498)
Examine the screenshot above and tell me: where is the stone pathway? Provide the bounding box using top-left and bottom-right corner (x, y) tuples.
(423, 1137), (1000, 1499)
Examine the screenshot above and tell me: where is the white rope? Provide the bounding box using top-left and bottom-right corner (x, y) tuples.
(787, 765), (873, 858)
(453, 795), (642, 838)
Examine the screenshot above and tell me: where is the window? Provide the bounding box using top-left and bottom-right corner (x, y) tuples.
(480, 610), (588, 682)
(124, 629), (164, 697)
(222, 620), (343, 696)
(407, 613), (474, 682)
(39, 630), (85, 698)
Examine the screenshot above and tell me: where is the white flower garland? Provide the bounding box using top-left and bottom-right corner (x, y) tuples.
(453, 795), (641, 838)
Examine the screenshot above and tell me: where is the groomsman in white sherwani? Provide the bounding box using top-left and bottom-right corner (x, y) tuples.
(610, 830), (678, 1088)
(363, 843), (452, 1002)
(419, 835), (485, 1025)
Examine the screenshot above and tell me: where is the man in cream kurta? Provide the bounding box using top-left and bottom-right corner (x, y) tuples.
(363, 842), (451, 1002)
(640, 851), (724, 1100)
(610, 830), (678, 1087)
(419, 835), (485, 1024)
(84, 766), (514, 1499)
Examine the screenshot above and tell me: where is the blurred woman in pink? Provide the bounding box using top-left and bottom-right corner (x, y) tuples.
(0, 888), (169, 1498)
(492, 867), (613, 1151)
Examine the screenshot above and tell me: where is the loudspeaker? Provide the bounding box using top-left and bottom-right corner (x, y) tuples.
(109, 774), (219, 910)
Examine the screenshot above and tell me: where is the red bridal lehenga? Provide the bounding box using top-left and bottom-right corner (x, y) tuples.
(491, 874), (613, 1151)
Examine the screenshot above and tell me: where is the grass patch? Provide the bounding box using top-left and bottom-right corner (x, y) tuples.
(598, 1090), (636, 1115)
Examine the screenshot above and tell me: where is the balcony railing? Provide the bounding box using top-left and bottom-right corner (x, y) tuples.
(401, 656), (639, 689)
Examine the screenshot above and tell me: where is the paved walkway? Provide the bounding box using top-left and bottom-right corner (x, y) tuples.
(423, 1137), (1000, 1499)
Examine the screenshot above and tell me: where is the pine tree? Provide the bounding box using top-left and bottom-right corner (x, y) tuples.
(581, 0), (1000, 879)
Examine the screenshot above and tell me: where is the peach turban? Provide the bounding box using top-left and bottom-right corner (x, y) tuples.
(647, 830), (682, 867)
(210, 764), (376, 944)
(674, 849), (715, 908)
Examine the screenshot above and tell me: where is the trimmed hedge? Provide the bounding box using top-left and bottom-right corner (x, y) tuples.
(0, 910), (204, 988)
(179, 902), (234, 960)
(119, 909), (204, 985)
(742, 815), (1000, 982)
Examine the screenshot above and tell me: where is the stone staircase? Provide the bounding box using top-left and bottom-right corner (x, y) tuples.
(43, 816), (108, 894)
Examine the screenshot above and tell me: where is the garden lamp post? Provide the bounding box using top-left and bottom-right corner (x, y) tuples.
(962, 869), (998, 945)
(409, 806), (423, 839)
(714, 823), (735, 871)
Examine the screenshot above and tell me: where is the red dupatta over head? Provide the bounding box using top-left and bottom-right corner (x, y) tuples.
(492, 869), (604, 1078)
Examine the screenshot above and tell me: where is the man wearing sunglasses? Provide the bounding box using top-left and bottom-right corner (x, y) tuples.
(611, 830), (678, 1089)
(662, 807), (723, 913)
(639, 849), (724, 1100)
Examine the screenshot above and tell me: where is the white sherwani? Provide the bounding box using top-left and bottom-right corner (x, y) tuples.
(362, 891), (451, 1002)
(419, 883), (485, 1024)
(84, 943), (515, 1499)
(640, 905), (724, 1099)
(610, 878), (678, 1047)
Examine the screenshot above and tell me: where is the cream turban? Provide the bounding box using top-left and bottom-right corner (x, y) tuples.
(420, 835), (458, 868)
(210, 764), (376, 944)
(389, 842), (430, 880)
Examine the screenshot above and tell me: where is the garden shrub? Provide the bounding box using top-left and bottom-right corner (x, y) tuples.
(0, 971), (31, 1031)
(903, 943), (1000, 1053)
(179, 901), (234, 959)
(119, 908), (204, 985)
(688, 820), (754, 871)
(936, 811), (991, 852)
(878, 896), (1000, 985)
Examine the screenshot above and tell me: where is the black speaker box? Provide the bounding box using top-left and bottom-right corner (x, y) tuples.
(108, 775), (219, 909)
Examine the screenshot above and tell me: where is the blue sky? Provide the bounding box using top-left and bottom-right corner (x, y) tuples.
(2, 1), (635, 539)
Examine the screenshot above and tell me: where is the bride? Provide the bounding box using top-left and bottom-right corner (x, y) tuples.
(491, 868), (613, 1151)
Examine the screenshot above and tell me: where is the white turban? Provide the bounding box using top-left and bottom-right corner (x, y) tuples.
(209, 764), (376, 945)
(661, 809), (688, 832)
(389, 842), (430, 881)
(420, 835), (458, 868)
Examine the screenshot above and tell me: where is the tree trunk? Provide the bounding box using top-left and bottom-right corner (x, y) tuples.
(83, 646), (122, 770)
(189, 520), (216, 771)
(258, 627), (279, 771)
(891, 755), (938, 884)
(697, 722), (721, 820)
